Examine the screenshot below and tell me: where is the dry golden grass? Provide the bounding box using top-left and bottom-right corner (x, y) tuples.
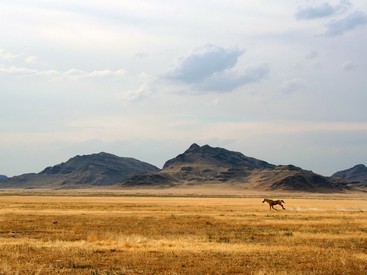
(0, 193), (366, 274)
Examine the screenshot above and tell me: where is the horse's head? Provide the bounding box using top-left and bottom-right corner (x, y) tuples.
(262, 199), (266, 203)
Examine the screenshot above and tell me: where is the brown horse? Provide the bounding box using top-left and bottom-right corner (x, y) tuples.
(262, 198), (286, 211)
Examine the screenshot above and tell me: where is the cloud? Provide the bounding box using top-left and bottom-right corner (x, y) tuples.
(54, 68), (126, 79)
(168, 44), (244, 83)
(0, 48), (126, 80)
(24, 56), (39, 64)
(324, 11), (367, 36)
(0, 66), (38, 75)
(118, 83), (152, 102)
(167, 44), (268, 92)
(341, 62), (358, 71)
(305, 50), (318, 60)
(280, 78), (306, 94)
(117, 73), (155, 101)
(296, 0), (352, 20)
(0, 49), (20, 61)
(198, 64), (269, 92)
(0, 65), (126, 79)
(0, 49), (44, 65)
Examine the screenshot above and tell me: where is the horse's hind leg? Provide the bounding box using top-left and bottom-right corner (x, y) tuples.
(280, 204), (285, 210)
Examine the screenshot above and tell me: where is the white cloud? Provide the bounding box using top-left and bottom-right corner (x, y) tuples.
(0, 48), (126, 80)
(116, 73), (155, 101)
(118, 83), (152, 102)
(168, 44), (244, 83)
(280, 78), (306, 94)
(305, 50), (318, 60)
(0, 65), (126, 80)
(24, 56), (39, 64)
(166, 44), (269, 93)
(0, 49), (20, 61)
(341, 62), (358, 71)
(296, 0), (352, 20)
(324, 11), (367, 36)
(0, 49), (45, 66)
(0, 66), (37, 75)
(64, 69), (126, 79)
(198, 64), (269, 92)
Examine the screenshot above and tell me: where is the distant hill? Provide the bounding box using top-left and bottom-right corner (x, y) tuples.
(122, 143), (346, 193)
(0, 145), (359, 192)
(266, 165), (345, 192)
(0, 152), (159, 188)
(331, 164), (367, 191)
(158, 143), (273, 184)
(122, 143), (273, 187)
(0, 175), (7, 180)
(332, 164), (367, 182)
(163, 143), (274, 170)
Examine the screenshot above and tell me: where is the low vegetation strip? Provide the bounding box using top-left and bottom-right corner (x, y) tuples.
(0, 195), (366, 274)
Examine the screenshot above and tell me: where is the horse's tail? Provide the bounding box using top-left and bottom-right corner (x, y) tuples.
(281, 200), (285, 203)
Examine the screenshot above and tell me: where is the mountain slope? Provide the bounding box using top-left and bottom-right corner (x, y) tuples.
(122, 143), (273, 187)
(123, 144), (345, 192)
(332, 164), (367, 182)
(267, 166), (345, 192)
(0, 145), (354, 192)
(1, 152), (160, 188)
(160, 143), (273, 183)
(163, 143), (274, 170)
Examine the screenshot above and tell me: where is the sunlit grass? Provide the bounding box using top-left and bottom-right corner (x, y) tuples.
(0, 194), (366, 274)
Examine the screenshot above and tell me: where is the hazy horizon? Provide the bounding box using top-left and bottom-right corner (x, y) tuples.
(1, 1), (367, 177)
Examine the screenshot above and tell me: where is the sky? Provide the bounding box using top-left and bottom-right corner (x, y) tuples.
(1, 0), (367, 177)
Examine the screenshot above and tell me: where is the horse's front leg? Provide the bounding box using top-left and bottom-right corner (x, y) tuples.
(271, 205), (278, 211)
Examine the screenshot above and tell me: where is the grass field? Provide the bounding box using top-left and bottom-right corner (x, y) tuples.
(0, 193), (366, 274)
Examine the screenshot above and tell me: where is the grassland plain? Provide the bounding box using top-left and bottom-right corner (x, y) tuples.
(0, 193), (366, 274)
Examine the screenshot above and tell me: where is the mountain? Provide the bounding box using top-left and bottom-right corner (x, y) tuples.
(122, 143), (345, 193)
(163, 143), (274, 170)
(0, 152), (159, 188)
(160, 143), (273, 182)
(0, 174), (7, 180)
(0, 145), (356, 192)
(122, 143), (273, 187)
(331, 164), (367, 191)
(332, 164), (367, 182)
(265, 165), (345, 192)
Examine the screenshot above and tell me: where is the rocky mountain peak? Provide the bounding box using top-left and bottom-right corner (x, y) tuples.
(351, 164), (367, 172)
(37, 152), (160, 186)
(186, 143), (201, 152)
(163, 143), (274, 170)
(332, 164), (367, 182)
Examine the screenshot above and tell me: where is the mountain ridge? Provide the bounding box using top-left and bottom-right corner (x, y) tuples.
(0, 152), (159, 188)
(332, 164), (367, 182)
(122, 143), (349, 193)
(331, 164), (367, 191)
(0, 144), (365, 192)
(163, 143), (274, 170)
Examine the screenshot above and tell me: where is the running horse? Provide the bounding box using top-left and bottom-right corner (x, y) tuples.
(262, 198), (286, 211)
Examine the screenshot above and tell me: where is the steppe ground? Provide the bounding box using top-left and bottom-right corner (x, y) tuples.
(0, 189), (366, 274)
